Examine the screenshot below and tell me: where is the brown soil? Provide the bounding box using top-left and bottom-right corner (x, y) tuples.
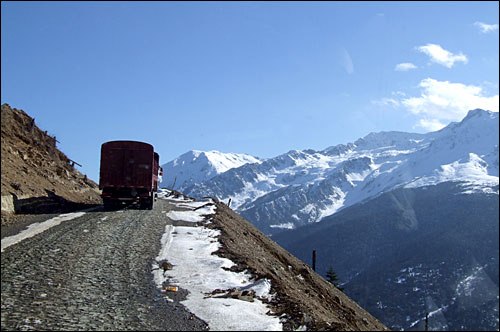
(1, 104), (102, 223)
(208, 201), (390, 331)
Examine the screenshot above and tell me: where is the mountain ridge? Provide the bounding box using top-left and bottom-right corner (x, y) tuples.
(169, 108), (498, 234)
(160, 150), (260, 190)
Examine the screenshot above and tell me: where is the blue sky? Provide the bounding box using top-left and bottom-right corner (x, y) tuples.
(2, 1), (498, 182)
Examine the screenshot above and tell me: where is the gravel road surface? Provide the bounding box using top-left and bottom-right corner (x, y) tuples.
(1, 199), (208, 331)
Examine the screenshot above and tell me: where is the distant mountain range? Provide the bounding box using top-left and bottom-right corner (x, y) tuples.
(160, 150), (260, 190)
(160, 108), (499, 331)
(163, 109), (498, 235)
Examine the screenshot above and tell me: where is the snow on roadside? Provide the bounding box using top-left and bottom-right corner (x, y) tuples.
(165, 210), (206, 223)
(165, 200), (217, 223)
(1, 212), (86, 252)
(154, 194), (282, 331)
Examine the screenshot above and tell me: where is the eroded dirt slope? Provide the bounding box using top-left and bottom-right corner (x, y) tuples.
(209, 200), (389, 331)
(1, 104), (101, 222)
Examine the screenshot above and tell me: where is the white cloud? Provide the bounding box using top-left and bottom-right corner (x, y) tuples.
(416, 44), (468, 68)
(372, 98), (400, 107)
(401, 78), (499, 130)
(395, 62), (418, 71)
(392, 91), (406, 97)
(416, 118), (446, 131)
(474, 21), (499, 33)
(338, 47), (354, 74)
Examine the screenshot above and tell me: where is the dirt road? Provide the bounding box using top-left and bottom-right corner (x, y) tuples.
(1, 199), (208, 331)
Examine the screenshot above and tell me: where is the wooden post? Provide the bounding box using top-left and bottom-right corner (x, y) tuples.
(425, 312), (429, 331)
(312, 250), (317, 272)
(69, 159), (82, 167)
(227, 198), (232, 207)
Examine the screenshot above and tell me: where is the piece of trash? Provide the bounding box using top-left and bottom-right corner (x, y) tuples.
(160, 260), (173, 271)
(164, 286), (178, 292)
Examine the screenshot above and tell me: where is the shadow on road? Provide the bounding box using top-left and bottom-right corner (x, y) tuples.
(11, 190), (102, 215)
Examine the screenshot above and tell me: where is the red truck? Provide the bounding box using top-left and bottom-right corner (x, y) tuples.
(99, 140), (162, 210)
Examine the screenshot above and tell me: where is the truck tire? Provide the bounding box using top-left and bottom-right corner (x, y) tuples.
(103, 198), (115, 211)
(141, 195), (154, 210)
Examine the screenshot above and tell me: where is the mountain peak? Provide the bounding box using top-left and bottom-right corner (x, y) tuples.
(353, 131), (426, 151)
(464, 108), (496, 119)
(458, 108), (498, 126)
(436, 108), (499, 136)
(161, 150), (260, 190)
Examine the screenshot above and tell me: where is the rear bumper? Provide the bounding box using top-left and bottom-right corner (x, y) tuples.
(101, 187), (153, 201)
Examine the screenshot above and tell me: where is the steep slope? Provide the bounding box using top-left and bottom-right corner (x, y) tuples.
(209, 199), (389, 331)
(1, 104), (101, 221)
(272, 182), (499, 331)
(184, 109), (498, 235)
(160, 150), (260, 190)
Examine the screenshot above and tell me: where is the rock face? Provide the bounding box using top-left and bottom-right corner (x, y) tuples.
(1, 104), (101, 221)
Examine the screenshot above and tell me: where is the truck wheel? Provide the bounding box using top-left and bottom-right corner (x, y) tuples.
(103, 199), (114, 211)
(148, 195), (154, 210)
(141, 196), (154, 210)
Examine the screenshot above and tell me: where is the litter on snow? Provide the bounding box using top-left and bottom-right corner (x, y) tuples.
(153, 194), (282, 331)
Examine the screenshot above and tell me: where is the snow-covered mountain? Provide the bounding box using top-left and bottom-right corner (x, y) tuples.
(160, 150), (260, 190)
(181, 109), (498, 234)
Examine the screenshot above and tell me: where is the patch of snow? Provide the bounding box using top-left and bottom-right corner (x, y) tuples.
(175, 200), (212, 209)
(241, 278), (275, 301)
(154, 198), (282, 331)
(162, 196), (195, 203)
(165, 198), (217, 223)
(1, 212), (86, 252)
(405, 153), (499, 193)
(396, 277), (406, 284)
(269, 222), (295, 230)
(300, 204), (316, 215)
(317, 189), (346, 221)
(158, 188), (172, 198)
(165, 210), (206, 223)
(456, 265), (486, 297)
(202, 150), (261, 174)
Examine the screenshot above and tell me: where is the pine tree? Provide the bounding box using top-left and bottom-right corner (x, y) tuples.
(326, 266), (344, 291)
